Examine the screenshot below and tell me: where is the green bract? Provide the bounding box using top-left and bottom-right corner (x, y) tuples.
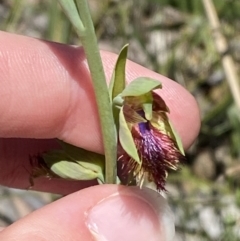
(43, 142), (105, 184)
(120, 77), (162, 97)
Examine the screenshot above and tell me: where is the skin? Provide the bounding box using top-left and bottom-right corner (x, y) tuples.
(0, 31), (200, 240)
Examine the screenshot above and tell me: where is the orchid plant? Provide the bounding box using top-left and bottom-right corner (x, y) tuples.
(29, 0), (185, 192)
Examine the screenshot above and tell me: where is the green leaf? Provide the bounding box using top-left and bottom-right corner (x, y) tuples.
(121, 77), (162, 97)
(109, 44), (129, 101)
(119, 107), (141, 164)
(57, 0), (85, 35)
(59, 141), (106, 168)
(58, 141), (103, 161)
(43, 143), (105, 183)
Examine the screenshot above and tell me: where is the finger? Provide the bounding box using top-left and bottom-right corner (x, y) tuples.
(0, 185), (175, 241)
(0, 31), (200, 153)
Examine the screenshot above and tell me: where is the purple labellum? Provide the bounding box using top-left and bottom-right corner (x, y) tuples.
(138, 121), (150, 134)
(119, 92), (185, 191)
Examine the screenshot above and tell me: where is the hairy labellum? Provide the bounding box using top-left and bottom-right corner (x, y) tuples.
(118, 91), (185, 191)
(120, 121), (184, 191)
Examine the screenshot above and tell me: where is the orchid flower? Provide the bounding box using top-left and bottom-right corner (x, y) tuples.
(29, 45), (184, 192)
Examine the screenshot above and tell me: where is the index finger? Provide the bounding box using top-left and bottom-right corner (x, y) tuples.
(0, 31), (200, 153)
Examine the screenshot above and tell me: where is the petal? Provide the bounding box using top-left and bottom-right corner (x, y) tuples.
(152, 92), (169, 113)
(119, 107), (141, 164)
(109, 44), (128, 101)
(121, 77), (162, 97)
(123, 104), (146, 124)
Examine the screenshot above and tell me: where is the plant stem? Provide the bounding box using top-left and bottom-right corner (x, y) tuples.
(57, 0), (85, 35)
(75, 0), (117, 184)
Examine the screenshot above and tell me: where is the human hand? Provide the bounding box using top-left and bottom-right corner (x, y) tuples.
(0, 31), (200, 240)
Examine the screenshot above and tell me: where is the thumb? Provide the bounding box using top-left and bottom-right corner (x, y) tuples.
(0, 185), (175, 241)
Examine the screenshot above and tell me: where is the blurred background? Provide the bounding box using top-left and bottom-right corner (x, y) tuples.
(1, 0), (240, 240)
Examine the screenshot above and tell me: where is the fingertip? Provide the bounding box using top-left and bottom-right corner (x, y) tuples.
(86, 186), (175, 241)
(0, 185), (175, 241)
(0, 31), (200, 153)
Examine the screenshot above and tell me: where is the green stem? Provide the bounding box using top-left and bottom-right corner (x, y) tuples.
(57, 0), (85, 35)
(74, 0), (117, 184)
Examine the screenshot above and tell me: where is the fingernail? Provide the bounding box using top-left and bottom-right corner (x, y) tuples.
(86, 187), (175, 241)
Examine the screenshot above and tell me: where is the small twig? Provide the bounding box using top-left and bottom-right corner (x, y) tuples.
(202, 0), (240, 111)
